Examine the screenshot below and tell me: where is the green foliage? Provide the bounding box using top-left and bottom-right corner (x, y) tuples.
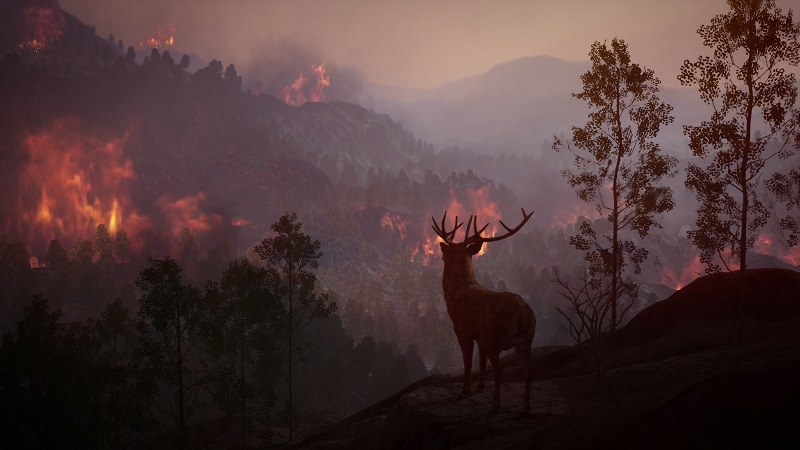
(553, 38), (676, 331)
(679, 0), (800, 274)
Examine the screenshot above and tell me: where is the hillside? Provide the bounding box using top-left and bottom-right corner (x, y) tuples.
(291, 268), (800, 449)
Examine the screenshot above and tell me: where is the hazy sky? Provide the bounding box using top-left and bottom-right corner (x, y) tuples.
(58, 0), (793, 90)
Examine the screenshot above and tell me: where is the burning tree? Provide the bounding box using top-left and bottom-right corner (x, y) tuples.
(679, 0), (800, 345)
(553, 38), (677, 332)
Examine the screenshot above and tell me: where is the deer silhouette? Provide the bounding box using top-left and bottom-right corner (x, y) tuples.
(432, 208), (536, 415)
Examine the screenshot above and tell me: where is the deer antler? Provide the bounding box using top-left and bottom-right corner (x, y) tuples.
(431, 211), (464, 244)
(434, 208), (534, 245)
(463, 208), (534, 245)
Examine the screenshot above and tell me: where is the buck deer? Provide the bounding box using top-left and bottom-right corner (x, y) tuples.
(432, 208), (536, 415)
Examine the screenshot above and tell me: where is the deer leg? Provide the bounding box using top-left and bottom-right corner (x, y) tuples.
(515, 343), (532, 416)
(458, 336), (474, 396)
(476, 347), (486, 393)
(485, 349), (502, 414)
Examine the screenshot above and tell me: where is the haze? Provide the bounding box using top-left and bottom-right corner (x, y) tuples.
(61, 0), (728, 91)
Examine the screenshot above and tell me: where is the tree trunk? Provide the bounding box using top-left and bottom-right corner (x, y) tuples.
(288, 245), (294, 442)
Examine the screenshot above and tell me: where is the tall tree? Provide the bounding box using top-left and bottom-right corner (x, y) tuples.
(553, 38), (677, 331)
(679, 0), (800, 345)
(254, 213), (336, 442)
(134, 257), (212, 449)
(215, 258), (286, 448)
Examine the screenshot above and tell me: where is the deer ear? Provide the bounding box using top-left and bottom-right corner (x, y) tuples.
(467, 242), (482, 255)
(439, 242), (448, 253)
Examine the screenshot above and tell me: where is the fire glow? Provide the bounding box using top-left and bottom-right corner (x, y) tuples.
(280, 61), (331, 106)
(138, 24), (176, 48)
(12, 118), (229, 260)
(15, 118), (150, 252)
(18, 6), (65, 52)
(409, 183), (503, 265)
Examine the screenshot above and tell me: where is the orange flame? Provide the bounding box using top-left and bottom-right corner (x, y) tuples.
(381, 212), (409, 240)
(158, 192), (223, 239)
(411, 183), (504, 264)
(15, 118), (150, 253)
(280, 61), (331, 106)
(138, 24), (176, 48)
(18, 6), (65, 52)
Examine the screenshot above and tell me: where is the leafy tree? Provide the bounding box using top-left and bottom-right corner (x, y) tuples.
(45, 239), (68, 271)
(95, 224), (115, 271)
(766, 169), (800, 246)
(215, 258), (286, 448)
(133, 257), (213, 449)
(180, 53), (190, 70)
(0, 235), (32, 312)
(0, 295), (110, 447)
(69, 237), (94, 265)
(224, 63), (243, 90)
(114, 229), (131, 263)
(679, 0), (800, 344)
(255, 213), (336, 441)
(553, 38), (677, 332)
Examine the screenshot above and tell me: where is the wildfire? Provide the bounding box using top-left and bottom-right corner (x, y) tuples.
(18, 6), (65, 52)
(410, 183), (504, 264)
(659, 253), (704, 290)
(158, 192), (223, 240)
(15, 118), (150, 254)
(381, 212), (409, 240)
(138, 24), (176, 48)
(280, 61), (331, 106)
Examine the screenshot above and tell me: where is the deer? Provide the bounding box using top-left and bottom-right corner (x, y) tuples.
(432, 208), (536, 415)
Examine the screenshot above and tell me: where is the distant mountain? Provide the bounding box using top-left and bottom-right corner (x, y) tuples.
(366, 55), (702, 156)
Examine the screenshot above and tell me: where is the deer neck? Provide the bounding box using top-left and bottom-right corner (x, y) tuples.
(442, 259), (478, 302)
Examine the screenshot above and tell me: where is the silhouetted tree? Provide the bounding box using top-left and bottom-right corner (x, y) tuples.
(224, 63), (243, 90)
(95, 224), (114, 271)
(133, 257), (212, 449)
(255, 212), (336, 442)
(215, 258), (286, 448)
(679, 0), (800, 345)
(553, 38), (677, 332)
(125, 46), (136, 65)
(45, 238), (68, 273)
(180, 54), (190, 70)
(114, 229), (131, 263)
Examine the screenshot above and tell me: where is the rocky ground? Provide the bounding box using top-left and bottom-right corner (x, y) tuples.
(280, 268), (800, 449)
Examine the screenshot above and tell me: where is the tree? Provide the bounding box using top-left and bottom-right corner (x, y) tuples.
(45, 239), (68, 273)
(95, 224), (115, 271)
(215, 258), (286, 448)
(180, 54), (190, 70)
(133, 257), (212, 449)
(254, 213), (336, 442)
(114, 229), (131, 263)
(125, 46), (136, 65)
(679, 0), (800, 345)
(553, 38), (677, 332)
